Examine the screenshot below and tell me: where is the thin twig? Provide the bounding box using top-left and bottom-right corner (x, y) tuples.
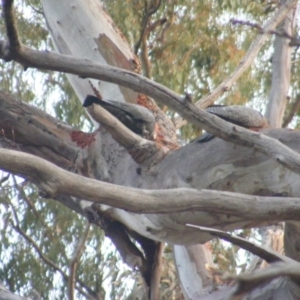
(231, 18), (299, 46)
(140, 17), (167, 77)
(0, 173), (10, 185)
(12, 175), (48, 229)
(68, 223), (90, 300)
(134, 0), (162, 54)
(186, 225), (291, 263)
(26, 2), (44, 16)
(10, 220), (97, 299)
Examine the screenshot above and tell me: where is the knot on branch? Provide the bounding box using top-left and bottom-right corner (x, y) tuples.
(184, 93), (193, 103)
(38, 181), (59, 199)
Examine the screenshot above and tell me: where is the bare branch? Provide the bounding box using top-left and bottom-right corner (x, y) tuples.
(186, 225), (291, 263)
(0, 283), (33, 300)
(3, 148), (300, 223)
(227, 261), (300, 297)
(289, 38), (300, 47)
(13, 175), (49, 230)
(129, 233), (164, 300)
(140, 17), (167, 78)
(231, 19), (299, 46)
(149, 242), (163, 300)
(134, 0), (162, 54)
(0, 173), (10, 185)
(68, 223), (90, 300)
(2, 0), (21, 56)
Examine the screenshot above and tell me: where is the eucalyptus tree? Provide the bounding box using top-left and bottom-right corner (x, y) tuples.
(0, 0), (300, 299)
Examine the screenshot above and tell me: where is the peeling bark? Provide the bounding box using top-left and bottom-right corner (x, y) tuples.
(174, 244), (213, 300)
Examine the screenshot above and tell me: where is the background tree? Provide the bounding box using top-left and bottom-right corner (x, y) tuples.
(0, 0), (300, 299)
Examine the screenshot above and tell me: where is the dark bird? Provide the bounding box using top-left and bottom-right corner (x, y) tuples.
(197, 105), (270, 143)
(83, 95), (156, 140)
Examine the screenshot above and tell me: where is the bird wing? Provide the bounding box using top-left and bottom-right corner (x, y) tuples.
(206, 105), (269, 128)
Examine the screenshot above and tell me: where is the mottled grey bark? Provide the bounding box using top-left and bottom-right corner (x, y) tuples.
(263, 0), (300, 279)
(265, 0), (296, 126)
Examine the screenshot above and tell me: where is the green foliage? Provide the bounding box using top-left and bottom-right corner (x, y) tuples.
(105, 0), (273, 96)
(0, 177), (107, 299)
(104, 0), (285, 140)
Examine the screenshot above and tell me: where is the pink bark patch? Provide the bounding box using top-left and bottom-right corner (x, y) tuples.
(71, 131), (96, 148)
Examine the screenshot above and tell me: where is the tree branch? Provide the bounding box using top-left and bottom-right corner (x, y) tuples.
(149, 242), (163, 300)
(13, 175), (51, 230)
(186, 225), (291, 263)
(129, 233), (163, 300)
(134, 0), (162, 54)
(2, 0), (20, 54)
(0, 283), (33, 300)
(68, 223), (90, 300)
(227, 261), (300, 297)
(231, 19), (299, 46)
(265, 0), (296, 127)
(2, 148), (300, 222)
